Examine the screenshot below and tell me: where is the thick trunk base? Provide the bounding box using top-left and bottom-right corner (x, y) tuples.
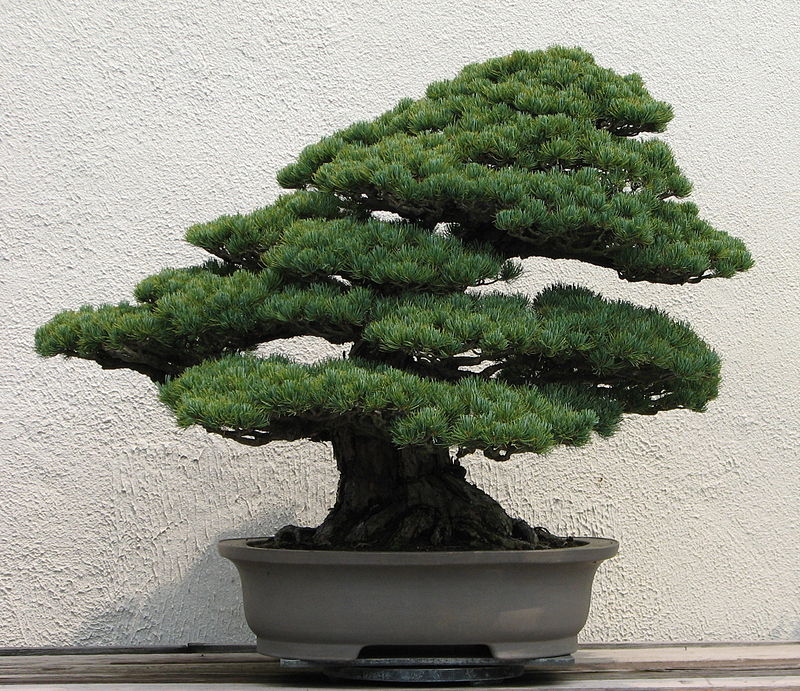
(267, 430), (573, 551)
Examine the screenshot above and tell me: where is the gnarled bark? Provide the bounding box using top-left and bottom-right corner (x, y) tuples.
(269, 428), (571, 551)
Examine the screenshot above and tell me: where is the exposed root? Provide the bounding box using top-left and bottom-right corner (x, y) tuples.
(256, 473), (574, 551)
(250, 430), (576, 551)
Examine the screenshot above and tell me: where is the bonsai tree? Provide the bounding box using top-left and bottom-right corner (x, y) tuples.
(36, 47), (752, 551)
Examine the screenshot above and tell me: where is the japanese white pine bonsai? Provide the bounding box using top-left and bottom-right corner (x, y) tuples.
(36, 47), (752, 551)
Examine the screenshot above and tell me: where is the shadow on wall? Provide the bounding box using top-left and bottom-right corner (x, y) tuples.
(74, 519), (279, 647)
(64, 430), (337, 648)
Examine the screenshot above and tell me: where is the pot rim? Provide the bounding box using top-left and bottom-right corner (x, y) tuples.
(218, 536), (618, 565)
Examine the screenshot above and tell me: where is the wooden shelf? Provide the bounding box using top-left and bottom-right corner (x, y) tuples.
(1, 642), (798, 689)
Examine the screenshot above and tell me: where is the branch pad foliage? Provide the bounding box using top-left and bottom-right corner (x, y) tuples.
(35, 46), (749, 462)
(160, 354), (623, 460)
(278, 46), (752, 284)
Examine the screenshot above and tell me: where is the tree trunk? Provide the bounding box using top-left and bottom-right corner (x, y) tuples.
(272, 428), (568, 550)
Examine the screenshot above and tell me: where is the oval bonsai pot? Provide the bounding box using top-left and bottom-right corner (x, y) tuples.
(218, 537), (618, 662)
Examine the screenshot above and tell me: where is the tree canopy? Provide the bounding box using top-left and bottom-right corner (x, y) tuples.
(36, 46), (752, 463)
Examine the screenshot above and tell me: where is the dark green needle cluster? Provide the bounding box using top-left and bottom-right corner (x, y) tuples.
(36, 46), (751, 462)
(278, 46), (752, 283)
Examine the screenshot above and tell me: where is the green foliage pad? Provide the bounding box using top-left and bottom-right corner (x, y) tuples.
(279, 47), (752, 284)
(36, 46), (751, 462)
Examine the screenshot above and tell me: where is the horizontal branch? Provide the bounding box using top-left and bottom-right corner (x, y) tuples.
(160, 354), (623, 459)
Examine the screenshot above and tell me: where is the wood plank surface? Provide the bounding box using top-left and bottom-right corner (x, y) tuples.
(7, 680), (800, 691)
(1, 642), (798, 688)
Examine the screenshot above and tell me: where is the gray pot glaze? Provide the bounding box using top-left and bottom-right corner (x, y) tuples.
(219, 537), (618, 662)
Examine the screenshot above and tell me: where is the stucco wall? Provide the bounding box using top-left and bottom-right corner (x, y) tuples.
(2, 0), (798, 646)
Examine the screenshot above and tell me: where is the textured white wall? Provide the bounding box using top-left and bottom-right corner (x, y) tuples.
(2, 0), (799, 647)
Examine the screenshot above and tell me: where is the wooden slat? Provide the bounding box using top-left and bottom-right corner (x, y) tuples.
(0, 643), (798, 688)
(573, 643), (800, 671)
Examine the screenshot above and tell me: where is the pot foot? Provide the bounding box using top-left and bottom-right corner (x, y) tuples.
(256, 637), (362, 661)
(491, 634), (578, 659)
